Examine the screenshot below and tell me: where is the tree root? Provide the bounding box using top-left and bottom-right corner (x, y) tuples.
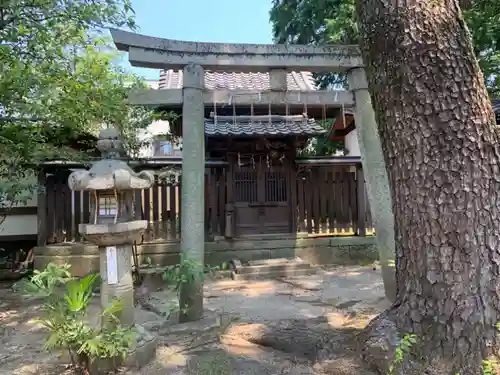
(358, 310), (401, 373)
(220, 316), (370, 374)
(358, 308), (490, 375)
(220, 309), (497, 374)
(220, 317), (330, 361)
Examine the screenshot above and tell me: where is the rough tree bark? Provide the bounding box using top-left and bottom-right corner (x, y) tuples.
(355, 0), (500, 373)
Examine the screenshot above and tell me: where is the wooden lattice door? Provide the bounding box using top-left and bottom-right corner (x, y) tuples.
(233, 160), (290, 235)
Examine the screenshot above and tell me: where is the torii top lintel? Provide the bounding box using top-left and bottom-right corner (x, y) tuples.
(109, 28), (363, 73)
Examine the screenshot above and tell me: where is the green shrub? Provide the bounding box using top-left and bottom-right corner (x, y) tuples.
(389, 331), (500, 375)
(16, 263), (133, 372)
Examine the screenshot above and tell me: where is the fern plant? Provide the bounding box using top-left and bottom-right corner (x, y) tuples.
(163, 255), (219, 292)
(482, 358), (500, 375)
(15, 262), (72, 297)
(161, 256), (221, 316)
(388, 333), (417, 375)
(388, 331), (500, 375)
(480, 323), (500, 375)
(17, 263), (134, 373)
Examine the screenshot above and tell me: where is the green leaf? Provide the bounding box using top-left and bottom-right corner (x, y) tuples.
(64, 273), (98, 312)
(270, 0), (500, 94)
(0, 0), (159, 218)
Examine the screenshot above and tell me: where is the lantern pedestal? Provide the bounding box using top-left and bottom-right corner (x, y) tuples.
(80, 220), (157, 373)
(79, 221), (146, 247)
(68, 128), (158, 374)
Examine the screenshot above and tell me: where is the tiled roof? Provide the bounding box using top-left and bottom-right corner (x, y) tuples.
(204, 116), (325, 137)
(159, 70), (317, 91)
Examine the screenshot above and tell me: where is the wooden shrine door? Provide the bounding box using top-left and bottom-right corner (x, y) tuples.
(233, 160), (291, 236)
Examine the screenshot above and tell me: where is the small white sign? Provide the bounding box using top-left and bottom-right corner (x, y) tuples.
(106, 246), (118, 285)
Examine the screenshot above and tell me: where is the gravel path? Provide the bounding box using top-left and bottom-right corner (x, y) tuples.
(0, 266), (387, 375)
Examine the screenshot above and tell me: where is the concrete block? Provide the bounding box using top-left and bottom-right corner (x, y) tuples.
(236, 262), (311, 275)
(86, 325), (157, 375)
(34, 236), (378, 275)
(231, 267), (314, 281)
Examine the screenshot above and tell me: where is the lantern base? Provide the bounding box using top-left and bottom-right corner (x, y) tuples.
(124, 325), (158, 369)
(79, 220), (147, 247)
(86, 324), (157, 375)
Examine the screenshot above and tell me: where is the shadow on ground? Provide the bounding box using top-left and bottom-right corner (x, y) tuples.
(1, 265), (386, 374)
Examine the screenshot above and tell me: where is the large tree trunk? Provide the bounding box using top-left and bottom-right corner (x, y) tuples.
(355, 0), (500, 373)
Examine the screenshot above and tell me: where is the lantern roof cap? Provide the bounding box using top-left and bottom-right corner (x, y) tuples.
(68, 127), (155, 191)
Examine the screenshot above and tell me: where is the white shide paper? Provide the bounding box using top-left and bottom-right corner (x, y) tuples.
(106, 246), (118, 285)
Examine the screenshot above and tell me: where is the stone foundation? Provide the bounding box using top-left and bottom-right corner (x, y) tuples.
(34, 236), (377, 276)
(86, 325), (157, 375)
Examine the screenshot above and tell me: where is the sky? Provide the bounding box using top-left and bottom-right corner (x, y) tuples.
(124, 0), (274, 80)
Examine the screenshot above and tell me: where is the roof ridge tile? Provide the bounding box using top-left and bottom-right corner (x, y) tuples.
(158, 69), (318, 91)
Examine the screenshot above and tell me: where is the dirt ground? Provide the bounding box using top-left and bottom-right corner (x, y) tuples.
(0, 265), (389, 375)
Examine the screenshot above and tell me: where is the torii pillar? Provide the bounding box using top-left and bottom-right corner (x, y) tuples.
(178, 63), (206, 322)
(348, 68), (397, 302)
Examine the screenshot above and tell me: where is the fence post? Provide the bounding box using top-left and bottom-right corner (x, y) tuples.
(36, 169), (47, 246)
(356, 163), (367, 236)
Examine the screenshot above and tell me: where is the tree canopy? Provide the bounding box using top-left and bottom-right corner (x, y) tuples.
(0, 1), (156, 214)
(270, 0), (500, 95)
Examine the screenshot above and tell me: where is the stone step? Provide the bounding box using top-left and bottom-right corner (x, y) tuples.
(236, 262), (311, 275)
(231, 266), (314, 281)
(132, 266), (232, 288)
(247, 257), (303, 266)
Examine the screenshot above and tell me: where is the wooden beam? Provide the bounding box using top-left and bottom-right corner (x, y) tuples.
(0, 234), (37, 243)
(209, 114), (308, 122)
(40, 158), (229, 171)
(0, 206), (38, 216)
(110, 29), (362, 72)
(328, 111), (355, 140)
(129, 89), (355, 107)
(295, 156), (361, 166)
(332, 122), (356, 137)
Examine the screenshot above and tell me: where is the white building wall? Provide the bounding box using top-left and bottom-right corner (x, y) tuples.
(0, 174), (38, 237)
(136, 119), (183, 158)
(1, 214), (38, 236)
(345, 129), (361, 157)
(137, 79), (183, 158)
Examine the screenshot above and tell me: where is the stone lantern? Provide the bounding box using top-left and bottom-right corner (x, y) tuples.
(68, 128), (156, 370)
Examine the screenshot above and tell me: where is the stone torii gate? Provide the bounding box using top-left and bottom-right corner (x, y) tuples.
(110, 29), (397, 314)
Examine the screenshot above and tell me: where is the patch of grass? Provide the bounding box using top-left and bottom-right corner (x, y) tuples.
(186, 350), (234, 375)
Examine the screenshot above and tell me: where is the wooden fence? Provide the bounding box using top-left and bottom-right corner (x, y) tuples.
(37, 158), (372, 245)
(296, 164), (371, 235)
